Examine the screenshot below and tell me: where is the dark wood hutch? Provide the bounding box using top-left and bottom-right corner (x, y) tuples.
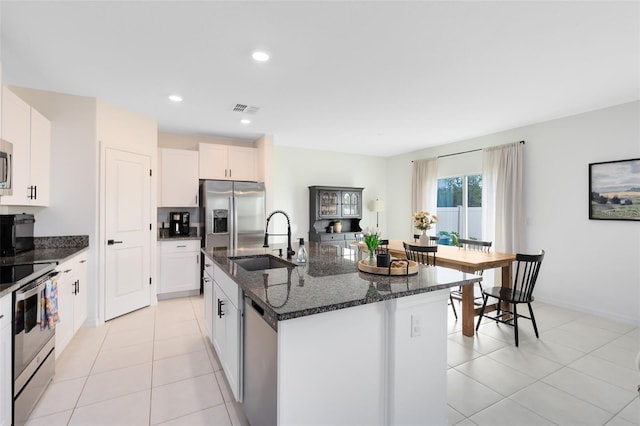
(308, 186), (364, 247)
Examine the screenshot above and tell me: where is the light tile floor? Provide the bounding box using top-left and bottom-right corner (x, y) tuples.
(25, 296), (639, 426)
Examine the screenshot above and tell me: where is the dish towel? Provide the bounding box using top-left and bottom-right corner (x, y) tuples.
(40, 275), (59, 330)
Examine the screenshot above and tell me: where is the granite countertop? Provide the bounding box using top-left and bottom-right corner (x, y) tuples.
(202, 242), (481, 331)
(0, 235), (89, 298)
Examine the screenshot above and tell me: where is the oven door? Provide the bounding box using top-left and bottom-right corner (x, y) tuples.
(13, 278), (55, 379)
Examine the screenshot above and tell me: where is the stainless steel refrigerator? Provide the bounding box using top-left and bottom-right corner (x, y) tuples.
(201, 180), (266, 251)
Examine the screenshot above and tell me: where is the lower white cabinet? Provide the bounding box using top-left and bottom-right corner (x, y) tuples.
(202, 256), (214, 343)
(211, 264), (242, 402)
(1, 294), (12, 426)
(158, 240), (200, 298)
(55, 251), (89, 357)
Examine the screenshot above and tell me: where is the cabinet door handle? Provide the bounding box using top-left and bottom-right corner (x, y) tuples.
(108, 239), (123, 245)
(33, 185), (37, 200)
(63, 269), (72, 274)
(79, 259), (87, 264)
(217, 299), (225, 318)
(205, 263), (212, 268)
(176, 245), (187, 248)
(0, 314), (4, 320)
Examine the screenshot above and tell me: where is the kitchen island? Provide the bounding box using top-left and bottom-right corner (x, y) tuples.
(202, 242), (481, 426)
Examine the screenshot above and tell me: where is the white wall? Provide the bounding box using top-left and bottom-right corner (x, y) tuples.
(272, 146), (388, 243)
(158, 131), (255, 150)
(386, 101), (640, 325)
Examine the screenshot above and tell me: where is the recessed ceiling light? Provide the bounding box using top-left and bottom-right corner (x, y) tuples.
(240, 119), (251, 125)
(251, 51), (270, 62)
(168, 94), (183, 102)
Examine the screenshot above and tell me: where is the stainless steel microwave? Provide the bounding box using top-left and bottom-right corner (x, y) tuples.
(0, 139), (13, 196)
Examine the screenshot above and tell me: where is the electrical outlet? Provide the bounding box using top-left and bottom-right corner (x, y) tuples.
(411, 314), (421, 337)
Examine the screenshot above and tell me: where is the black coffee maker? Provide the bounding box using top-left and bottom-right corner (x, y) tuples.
(169, 212), (190, 236)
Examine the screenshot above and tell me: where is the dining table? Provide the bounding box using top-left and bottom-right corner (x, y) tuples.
(359, 239), (517, 337)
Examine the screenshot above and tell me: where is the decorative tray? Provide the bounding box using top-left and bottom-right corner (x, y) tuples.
(357, 259), (418, 276)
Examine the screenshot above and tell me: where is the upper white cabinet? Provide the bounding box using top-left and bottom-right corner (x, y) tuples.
(158, 148), (199, 207)
(1, 86), (51, 206)
(199, 143), (257, 182)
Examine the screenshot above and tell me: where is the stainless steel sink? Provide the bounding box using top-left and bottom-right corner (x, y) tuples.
(229, 255), (296, 271)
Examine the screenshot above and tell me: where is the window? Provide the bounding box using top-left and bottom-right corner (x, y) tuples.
(436, 174), (482, 239)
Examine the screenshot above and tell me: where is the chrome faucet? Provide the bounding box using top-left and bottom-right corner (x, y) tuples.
(263, 210), (296, 260)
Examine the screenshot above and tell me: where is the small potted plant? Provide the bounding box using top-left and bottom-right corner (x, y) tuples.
(363, 228), (380, 264)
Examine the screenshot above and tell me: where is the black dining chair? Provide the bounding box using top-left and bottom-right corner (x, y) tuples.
(403, 242), (437, 265)
(475, 250), (545, 346)
(450, 239), (493, 309)
(403, 242), (456, 317)
(375, 239), (389, 255)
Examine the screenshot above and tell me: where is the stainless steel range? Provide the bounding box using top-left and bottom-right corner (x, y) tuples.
(9, 262), (58, 426)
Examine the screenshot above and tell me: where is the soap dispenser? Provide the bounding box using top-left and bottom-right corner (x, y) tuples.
(296, 238), (308, 263)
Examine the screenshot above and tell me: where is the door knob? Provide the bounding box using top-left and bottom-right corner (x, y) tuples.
(107, 239), (123, 245)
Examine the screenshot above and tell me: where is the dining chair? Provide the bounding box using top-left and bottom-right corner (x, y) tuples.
(457, 238), (492, 252)
(403, 242), (437, 265)
(450, 239), (493, 309)
(403, 242), (455, 317)
(375, 239), (389, 255)
(413, 234), (440, 245)
(475, 250), (545, 346)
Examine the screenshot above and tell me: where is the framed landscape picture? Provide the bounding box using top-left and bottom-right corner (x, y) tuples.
(589, 158), (640, 221)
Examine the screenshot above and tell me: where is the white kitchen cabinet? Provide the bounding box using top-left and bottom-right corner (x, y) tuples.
(0, 294), (12, 426)
(0, 85), (51, 206)
(55, 259), (76, 357)
(55, 252), (89, 357)
(73, 253), (88, 332)
(158, 148), (199, 207)
(203, 256), (214, 343)
(212, 264), (242, 401)
(158, 240), (200, 298)
(199, 143), (257, 182)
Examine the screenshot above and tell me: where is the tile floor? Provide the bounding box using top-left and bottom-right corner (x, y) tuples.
(24, 296), (639, 426)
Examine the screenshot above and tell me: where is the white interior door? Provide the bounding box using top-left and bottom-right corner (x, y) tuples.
(104, 148), (151, 320)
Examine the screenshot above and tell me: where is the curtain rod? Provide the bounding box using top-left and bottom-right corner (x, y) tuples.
(411, 140), (525, 162)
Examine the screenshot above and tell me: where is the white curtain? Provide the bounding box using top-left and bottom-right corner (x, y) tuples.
(411, 158), (438, 236)
(482, 142), (524, 253)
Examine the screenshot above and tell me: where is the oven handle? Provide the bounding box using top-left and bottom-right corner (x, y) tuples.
(14, 271), (60, 301)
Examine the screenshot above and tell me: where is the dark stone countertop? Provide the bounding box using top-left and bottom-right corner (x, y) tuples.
(202, 242), (482, 331)
(0, 236), (89, 299)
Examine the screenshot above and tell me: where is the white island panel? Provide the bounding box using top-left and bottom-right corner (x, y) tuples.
(277, 288), (449, 426)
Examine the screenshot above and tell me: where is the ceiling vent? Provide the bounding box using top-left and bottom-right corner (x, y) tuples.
(232, 104), (260, 114)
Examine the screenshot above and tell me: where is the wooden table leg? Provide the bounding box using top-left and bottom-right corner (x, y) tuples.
(461, 283), (475, 337)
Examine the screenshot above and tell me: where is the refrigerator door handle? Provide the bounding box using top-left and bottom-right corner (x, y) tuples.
(230, 195), (236, 251)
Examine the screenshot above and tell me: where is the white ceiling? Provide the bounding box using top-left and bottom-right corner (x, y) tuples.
(1, 1), (638, 157)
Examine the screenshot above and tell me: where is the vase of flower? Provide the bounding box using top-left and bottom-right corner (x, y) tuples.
(364, 229), (380, 265)
(413, 211), (439, 245)
(419, 229), (429, 245)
